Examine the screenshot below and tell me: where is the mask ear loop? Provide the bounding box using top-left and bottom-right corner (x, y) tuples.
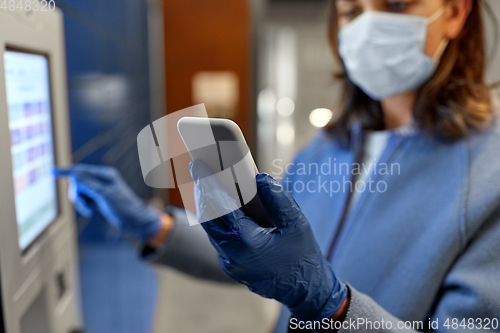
(427, 6), (447, 25)
(432, 39), (450, 62)
(427, 6), (450, 62)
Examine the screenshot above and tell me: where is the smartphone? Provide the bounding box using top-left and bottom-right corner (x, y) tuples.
(177, 117), (274, 228)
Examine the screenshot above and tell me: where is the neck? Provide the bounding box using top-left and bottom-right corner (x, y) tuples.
(380, 91), (416, 129)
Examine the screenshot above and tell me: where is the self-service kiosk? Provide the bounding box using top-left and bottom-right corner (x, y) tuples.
(0, 8), (82, 333)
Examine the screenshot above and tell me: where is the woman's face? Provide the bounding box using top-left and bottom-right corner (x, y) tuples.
(336, 0), (470, 59)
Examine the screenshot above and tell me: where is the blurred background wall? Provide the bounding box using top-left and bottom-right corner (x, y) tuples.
(53, 0), (500, 332)
(162, 0), (254, 208)
(56, 1), (158, 332)
(256, 0), (341, 176)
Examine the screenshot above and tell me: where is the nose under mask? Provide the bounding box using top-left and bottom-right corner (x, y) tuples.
(338, 7), (449, 101)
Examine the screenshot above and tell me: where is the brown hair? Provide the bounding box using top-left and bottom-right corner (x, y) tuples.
(325, 0), (497, 146)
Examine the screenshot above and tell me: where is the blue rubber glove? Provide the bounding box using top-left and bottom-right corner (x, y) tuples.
(54, 164), (161, 241)
(190, 160), (348, 321)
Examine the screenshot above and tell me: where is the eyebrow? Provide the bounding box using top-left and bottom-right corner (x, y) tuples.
(335, 0), (359, 5)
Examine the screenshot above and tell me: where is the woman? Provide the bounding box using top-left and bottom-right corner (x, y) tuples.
(56, 0), (500, 331)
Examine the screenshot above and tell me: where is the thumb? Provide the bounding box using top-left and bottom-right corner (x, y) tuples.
(189, 159), (216, 182)
(68, 178), (93, 217)
(256, 173), (303, 230)
(73, 194), (94, 217)
(190, 159), (241, 222)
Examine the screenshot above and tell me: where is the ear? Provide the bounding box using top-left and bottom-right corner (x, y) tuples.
(443, 0), (473, 40)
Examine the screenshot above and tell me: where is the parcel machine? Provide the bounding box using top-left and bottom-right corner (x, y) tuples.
(0, 8), (82, 333)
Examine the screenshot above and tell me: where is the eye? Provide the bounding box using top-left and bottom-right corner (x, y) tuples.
(339, 8), (360, 19)
(340, 9), (356, 17)
(386, 1), (411, 12)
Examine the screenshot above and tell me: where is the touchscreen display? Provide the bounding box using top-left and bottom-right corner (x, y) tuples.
(4, 50), (58, 251)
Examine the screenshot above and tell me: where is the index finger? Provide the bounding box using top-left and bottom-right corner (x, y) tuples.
(52, 166), (75, 178)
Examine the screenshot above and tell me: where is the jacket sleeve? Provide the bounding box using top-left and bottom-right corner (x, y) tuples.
(335, 211), (500, 333)
(141, 206), (237, 284)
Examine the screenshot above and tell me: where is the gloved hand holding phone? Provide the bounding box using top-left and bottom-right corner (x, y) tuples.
(53, 164), (161, 242)
(190, 159), (348, 322)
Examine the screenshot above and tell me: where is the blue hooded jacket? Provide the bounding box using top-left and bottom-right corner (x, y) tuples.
(275, 115), (500, 332)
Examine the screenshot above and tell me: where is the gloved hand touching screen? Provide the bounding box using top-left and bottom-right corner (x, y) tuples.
(54, 164), (161, 242)
(190, 159), (348, 321)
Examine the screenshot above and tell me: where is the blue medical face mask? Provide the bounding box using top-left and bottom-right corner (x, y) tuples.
(338, 7), (448, 101)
